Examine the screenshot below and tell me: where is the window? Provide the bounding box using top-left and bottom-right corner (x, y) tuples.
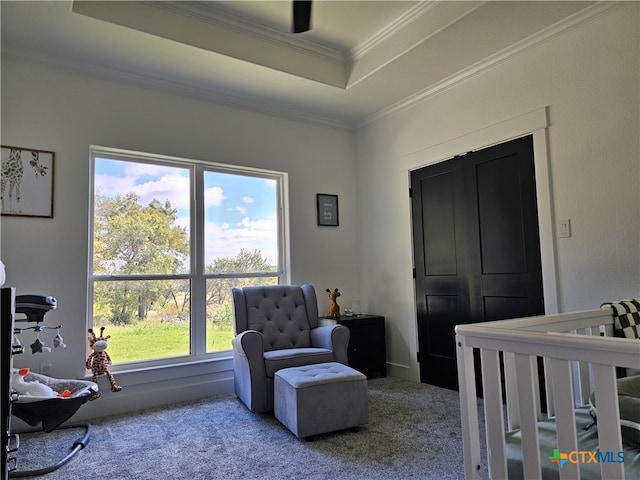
(89, 147), (287, 367)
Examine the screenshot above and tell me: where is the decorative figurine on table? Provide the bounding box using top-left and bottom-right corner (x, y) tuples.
(86, 327), (122, 398)
(326, 288), (341, 319)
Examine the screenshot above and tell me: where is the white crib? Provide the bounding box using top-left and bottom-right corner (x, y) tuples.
(456, 307), (640, 480)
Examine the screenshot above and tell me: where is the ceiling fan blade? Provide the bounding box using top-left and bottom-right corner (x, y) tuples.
(292, 0), (312, 33)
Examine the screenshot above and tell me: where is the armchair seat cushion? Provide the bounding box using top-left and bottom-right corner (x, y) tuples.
(264, 348), (334, 377)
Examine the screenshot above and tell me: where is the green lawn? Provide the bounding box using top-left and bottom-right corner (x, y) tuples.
(103, 321), (234, 364)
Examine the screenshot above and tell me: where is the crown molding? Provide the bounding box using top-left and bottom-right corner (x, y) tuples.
(347, 1), (484, 88)
(148, 1), (345, 65)
(350, 1), (440, 63)
(355, 0), (624, 129)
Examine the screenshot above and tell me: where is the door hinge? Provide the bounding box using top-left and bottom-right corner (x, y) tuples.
(408, 187), (412, 198)
(417, 351), (421, 363)
(412, 268), (416, 278)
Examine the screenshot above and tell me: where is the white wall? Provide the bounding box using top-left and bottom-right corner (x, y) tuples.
(356, 3), (640, 381)
(1, 57), (359, 420)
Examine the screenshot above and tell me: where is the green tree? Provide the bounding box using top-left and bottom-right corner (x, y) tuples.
(205, 248), (274, 304)
(94, 194), (188, 275)
(93, 193), (189, 324)
(205, 249), (276, 331)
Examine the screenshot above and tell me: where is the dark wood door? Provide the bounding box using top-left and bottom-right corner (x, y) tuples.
(411, 135), (544, 390)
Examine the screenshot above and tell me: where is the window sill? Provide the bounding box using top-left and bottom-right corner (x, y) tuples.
(83, 353), (233, 387)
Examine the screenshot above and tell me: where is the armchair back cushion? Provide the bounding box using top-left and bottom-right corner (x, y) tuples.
(236, 285), (319, 351)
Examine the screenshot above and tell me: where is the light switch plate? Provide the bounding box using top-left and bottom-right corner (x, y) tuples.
(558, 219), (571, 238)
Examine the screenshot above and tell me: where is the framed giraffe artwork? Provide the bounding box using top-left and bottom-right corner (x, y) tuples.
(1, 145), (55, 218)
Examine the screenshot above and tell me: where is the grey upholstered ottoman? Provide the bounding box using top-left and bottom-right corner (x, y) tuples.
(274, 362), (368, 439)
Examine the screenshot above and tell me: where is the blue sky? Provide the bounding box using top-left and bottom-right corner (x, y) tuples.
(94, 158), (278, 267)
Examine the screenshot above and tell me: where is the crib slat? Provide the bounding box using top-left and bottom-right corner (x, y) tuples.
(592, 363), (625, 480)
(514, 353), (542, 479)
(456, 335), (483, 480)
(549, 358), (580, 480)
(543, 356), (555, 417)
(575, 328), (593, 405)
(601, 322), (614, 337)
(480, 349), (508, 480)
(504, 352), (520, 430)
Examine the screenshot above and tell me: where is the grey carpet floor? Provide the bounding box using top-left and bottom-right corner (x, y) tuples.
(10, 376), (487, 480)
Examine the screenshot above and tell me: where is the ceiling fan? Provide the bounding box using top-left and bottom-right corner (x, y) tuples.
(292, 0), (312, 33)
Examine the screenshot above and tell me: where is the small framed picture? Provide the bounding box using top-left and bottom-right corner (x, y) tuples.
(317, 193), (339, 227)
(1, 145), (55, 218)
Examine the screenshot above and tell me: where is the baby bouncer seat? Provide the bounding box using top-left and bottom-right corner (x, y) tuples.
(7, 294), (99, 478)
(11, 370), (97, 433)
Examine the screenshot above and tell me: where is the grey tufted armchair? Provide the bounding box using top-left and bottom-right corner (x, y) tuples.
(231, 284), (350, 413)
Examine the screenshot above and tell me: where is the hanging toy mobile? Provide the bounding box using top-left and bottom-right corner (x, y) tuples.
(54, 326), (66, 348)
(14, 323), (67, 354)
(13, 294), (66, 354)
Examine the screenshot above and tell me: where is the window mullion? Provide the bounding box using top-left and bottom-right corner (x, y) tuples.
(191, 164), (207, 356)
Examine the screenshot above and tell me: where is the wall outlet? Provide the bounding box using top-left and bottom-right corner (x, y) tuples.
(40, 363), (53, 375)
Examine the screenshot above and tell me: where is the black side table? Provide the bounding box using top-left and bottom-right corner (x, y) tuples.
(330, 314), (387, 378)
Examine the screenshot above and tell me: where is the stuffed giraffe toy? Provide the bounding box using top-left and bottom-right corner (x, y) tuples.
(326, 288), (341, 319)
(86, 327), (122, 398)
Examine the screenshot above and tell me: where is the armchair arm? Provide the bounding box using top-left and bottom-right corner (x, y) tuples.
(232, 330), (270, 412)
(232, 329), (265, 374)
(310, 324), (350, 365)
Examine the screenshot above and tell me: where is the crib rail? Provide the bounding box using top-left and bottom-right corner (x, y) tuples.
(471, 308), (617, 335)
(456, 308), (640, 480)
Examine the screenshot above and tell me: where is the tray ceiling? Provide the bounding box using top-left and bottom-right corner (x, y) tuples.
(1, 1), (607, 128)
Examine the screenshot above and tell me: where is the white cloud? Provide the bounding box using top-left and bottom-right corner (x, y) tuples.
(94, 173), (135, 197)
(205, 186), (225, 207)
(238, 216), (274, 231)
(135, 174), (190, 209)
(124, 163), (178, 178)
(205, 214), (278, 265)
(95, 172), (191, 210)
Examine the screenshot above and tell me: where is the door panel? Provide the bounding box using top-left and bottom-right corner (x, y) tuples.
(483, 296), (531, 322)
(476, 156), (528, 273)
(421, 172), (457, 275)
(412, 135), (544, 390)
(426, 295), (459, 358)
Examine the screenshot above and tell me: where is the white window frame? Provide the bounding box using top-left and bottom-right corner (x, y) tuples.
(88, 145), (290, 370)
